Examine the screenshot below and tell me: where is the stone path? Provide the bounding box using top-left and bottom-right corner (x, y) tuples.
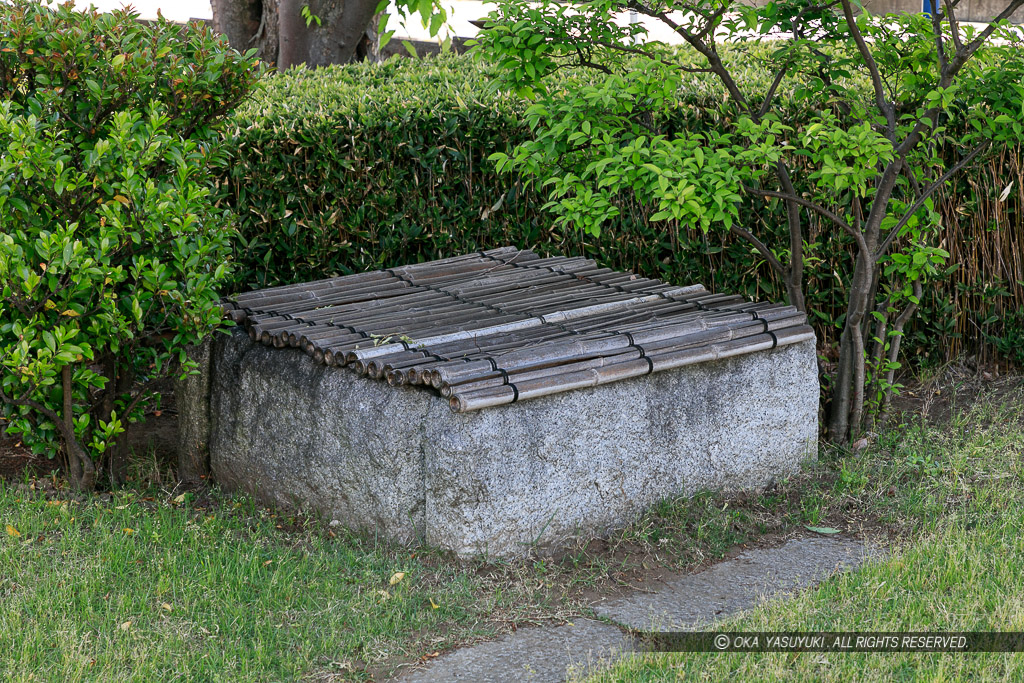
(395, 536), (878, 682)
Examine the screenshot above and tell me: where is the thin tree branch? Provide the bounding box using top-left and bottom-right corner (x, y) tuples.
(839, 0), (897, 140)
(959, 0), (1024, 62)
(876, 141), (988, 257)
(691, 5), (728, 43)
(0, 373), (95, 489)
(876, 279), (922, 426)
(591, 39), (658, 60)
(729, 224), (786, 276)
(741, 184), (869, 254)
(943, 0), (964, 53)
(901, 157), (925, 200)
(776, 161), (807, 311)
(573, 44), (613, 74)
(758, 64), (789, 119)
(627, 1), (749, 109)
(931, 1), (948, 72)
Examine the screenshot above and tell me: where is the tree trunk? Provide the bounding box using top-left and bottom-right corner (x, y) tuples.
(277, 0), (312, 69)
(776, 162), (807, 313)
(875, 280), (923, 427)
(61, 365), (96, 492)
(357, 10), (385, 62)
(211, 0), (263, 51)
(212, 0), (281, 66)
(212, 0), (383, 71)
(827, 249), (875, 441)
(176, 338), (214, 483)
(107, 366), (135, 488)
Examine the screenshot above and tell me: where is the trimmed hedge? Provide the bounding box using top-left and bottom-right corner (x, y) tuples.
(216, 53), (1024, 367)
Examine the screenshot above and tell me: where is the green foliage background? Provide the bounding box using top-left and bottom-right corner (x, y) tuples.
(217, 52), (1024, 368)
(0, 2), (259, 475)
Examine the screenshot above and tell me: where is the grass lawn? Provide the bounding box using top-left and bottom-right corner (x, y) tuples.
(585, 389), (1024, 681)
(1, 381), (1021, 681)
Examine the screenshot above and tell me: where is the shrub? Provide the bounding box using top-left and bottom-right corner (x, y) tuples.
(0, 1), (260, 489)
(218, 53), (1024, 373)
(219, 51), (814, 293)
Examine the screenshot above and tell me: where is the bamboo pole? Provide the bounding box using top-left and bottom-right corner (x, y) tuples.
(237, 250), (569, 315)
(231, 246), (528, 304)
(222, 246), (824, 414)
(340, 293), (732, 377)
(437, 313), (808, 394)
(245, 257), (710, 346)
(449, 325), (816, 413)
(245, 260), (611, 333)
(427, 307), (798, 387)
(341, 286), (707, 366)
(314, 285), (694, 364)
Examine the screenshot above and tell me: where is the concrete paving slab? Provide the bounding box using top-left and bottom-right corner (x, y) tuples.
(397, 618), (633, 682)
(394, 535), (877, 682)
(593, 536), (874, 631)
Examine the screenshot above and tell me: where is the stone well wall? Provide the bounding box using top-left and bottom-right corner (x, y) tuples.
(187, 329), (819, 557)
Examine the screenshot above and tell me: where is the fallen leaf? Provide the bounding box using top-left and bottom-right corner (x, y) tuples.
(263, 560), (272, 566)
(805, 525), (840, 535)
(389, 572), (406, 586)
(116, 505), (129, 510)
(378, 590), (391, 601)
(119, 621), (132, 631)
(160, 603), (173, 612)
(122, 528), (134, 535)
(429, 598), (439, 610)
(173, 494), (186, 504)
(5, 525), (20, 538)
(999, 181), (1014, 202)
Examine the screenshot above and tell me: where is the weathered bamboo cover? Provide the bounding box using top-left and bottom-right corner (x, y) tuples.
(222, 247), (815, 412)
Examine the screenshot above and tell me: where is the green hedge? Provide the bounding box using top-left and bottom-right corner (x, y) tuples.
(216, 53), (1024, 367)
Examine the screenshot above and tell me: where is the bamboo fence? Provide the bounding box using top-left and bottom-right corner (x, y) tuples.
(222, 247), (815, 412)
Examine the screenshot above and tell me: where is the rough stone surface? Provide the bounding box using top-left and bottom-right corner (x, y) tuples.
(394, 535), (877, 682)
(204, 328), (819, 556)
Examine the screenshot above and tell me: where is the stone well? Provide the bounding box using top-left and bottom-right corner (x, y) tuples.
(179, 248), (820, 557)
(182, 328), (818, 557)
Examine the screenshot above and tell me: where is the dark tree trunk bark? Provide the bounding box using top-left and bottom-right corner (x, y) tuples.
(62, 366), (96, 492)
(212, 0), (381, 71)
(277, 0), (312, 69)
(212, 0), (281, 66)
(107, 366), (135, 488)
(211, 0), (262, 50)
(310, 0), (383, 67)
(176, 339), (214, 484)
